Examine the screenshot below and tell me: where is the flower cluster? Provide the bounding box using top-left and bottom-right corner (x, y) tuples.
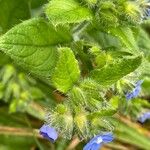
(39, 79), (146, 149)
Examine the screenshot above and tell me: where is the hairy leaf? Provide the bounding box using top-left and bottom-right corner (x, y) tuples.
(0, 0), (30, 33)
(51, 47), (80, 93)
(45, 0), (92, 24)
(110, 27), (139, 53)
(90, 55), (142, 86)
(0, 18), (72, 78)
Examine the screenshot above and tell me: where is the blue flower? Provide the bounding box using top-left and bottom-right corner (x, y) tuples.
(83, 132), (114, 150)
(138, 112), (150, 123)
(39, 124), (58, 142)
(125, 80), (143, 100)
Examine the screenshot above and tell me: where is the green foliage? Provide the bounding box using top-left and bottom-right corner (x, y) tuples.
(90, 55), (142, 86)
(45, 0), (93, 24)
(51, 47), (80, 93)
(0, 18), (72, 78)
(110, 27), (139, 53)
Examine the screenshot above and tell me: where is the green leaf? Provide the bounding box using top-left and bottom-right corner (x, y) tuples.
(0, 18), (72, 78)
(85, 27), (122, 49)
(0, 0), (30, 34)
(51, 47), (80, 93)
(45, 0), (93, 24)
(110, 27), (139, 53)
(90, 55), (142, 86)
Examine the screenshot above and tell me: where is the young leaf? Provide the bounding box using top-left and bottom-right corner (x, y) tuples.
(0, 18), (72, 78)
(110, 27), (139, 54)
(51, 47), (80, 93)
(0, 0), (30, 33)
(90, 55), (142, 86)
(45, 0), (93, 24)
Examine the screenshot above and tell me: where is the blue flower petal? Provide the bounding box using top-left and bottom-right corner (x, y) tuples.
(133, 86), (141, 97)
(101, 132), (114, 143)
(91, 143), (101, 150)
(138, 112), (150, 123)
(83, 142), (92, 150)
(39, 125), (58, 142)
(136, 80), (143, 86)
(126, 93), (133, 100)
(83, 132), (114, 150)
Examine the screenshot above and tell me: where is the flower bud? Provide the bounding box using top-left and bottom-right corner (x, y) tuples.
(46, 104), (73, 139)
(74, 109), (89, 139)
(69, 86), (87, 107)
(124, 1), (141, 24)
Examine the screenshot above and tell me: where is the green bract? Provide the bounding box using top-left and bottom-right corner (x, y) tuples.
(51, 47), (80, 93)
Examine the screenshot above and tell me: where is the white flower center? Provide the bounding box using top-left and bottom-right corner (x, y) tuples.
(96, 137), (103, 144)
